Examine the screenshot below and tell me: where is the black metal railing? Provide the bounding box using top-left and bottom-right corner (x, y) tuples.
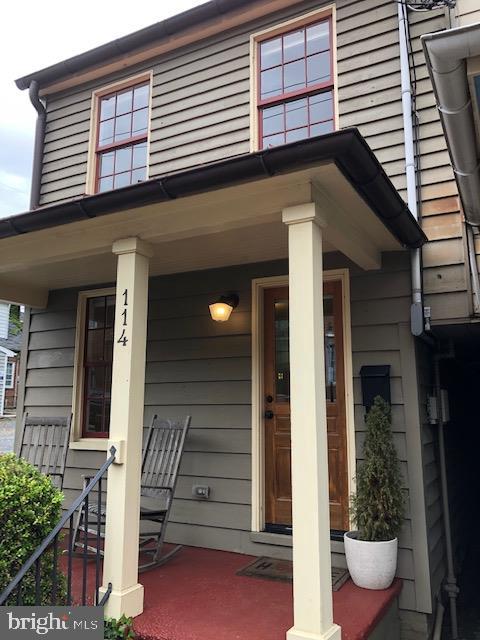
(0, 446), (116, 607)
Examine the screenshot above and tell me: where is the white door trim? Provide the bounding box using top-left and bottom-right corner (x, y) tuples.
(250, 269), (355, 532)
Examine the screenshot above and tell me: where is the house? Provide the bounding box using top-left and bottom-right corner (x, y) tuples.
(0, 302), (21, 415)
(1, 0), (479, 638)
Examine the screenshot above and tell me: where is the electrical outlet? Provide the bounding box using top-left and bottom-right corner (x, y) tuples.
(193, 485), (210, 499)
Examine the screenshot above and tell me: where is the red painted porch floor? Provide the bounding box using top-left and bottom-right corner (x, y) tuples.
(133, 546), (402, 640)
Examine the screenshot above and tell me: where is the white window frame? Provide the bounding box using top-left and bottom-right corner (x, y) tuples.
(249, 4), (339, 152)
(70, 287), (116, 451)
(5, 361), (15, 389)
(85, 70), (154, 195)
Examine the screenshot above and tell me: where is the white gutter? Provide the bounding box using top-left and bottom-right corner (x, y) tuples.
(422, 22), (480, 315)
(398, 3), (425, 336)
(422, 22), (480, 226)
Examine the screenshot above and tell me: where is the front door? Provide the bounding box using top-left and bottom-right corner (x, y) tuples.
(263, 280), (349, 533)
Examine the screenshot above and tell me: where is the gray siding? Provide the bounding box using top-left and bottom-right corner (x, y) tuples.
(22, 254), (428, 614)
(415, 339), (446, 606)
(38, 0), (472, 325)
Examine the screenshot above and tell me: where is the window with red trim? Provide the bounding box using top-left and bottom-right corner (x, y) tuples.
(82, 295), (115, 437)
(95, 82), (150, 193)
(257, 17), (334, 149)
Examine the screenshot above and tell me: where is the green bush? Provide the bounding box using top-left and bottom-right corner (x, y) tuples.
(351, 396), (405, 542)
(104, 615), (136, 639)
(0, 453), (67, 605)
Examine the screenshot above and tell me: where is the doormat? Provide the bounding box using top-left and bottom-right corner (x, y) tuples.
(237, 556), (350, 591)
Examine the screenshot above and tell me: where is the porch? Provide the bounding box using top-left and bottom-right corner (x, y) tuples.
(69, 545), (402, 640)
(0, 132), (425, 640)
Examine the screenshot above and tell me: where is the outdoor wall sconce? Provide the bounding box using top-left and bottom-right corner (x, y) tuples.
(209, 293), (239, 322)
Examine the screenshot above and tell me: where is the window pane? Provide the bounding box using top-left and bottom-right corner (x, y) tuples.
(284, 59), (305, 93)
(114, 171), (131, 189)
(260, 67), (282, 100)
(105, 296), (115, 328)
(116, 89), (133, 116)
(310, 92), (333, 123)
(133, 84), (149, 110)
(104, 400), (111, 433)
(114, 114), (132, 142)
(100, 95), (116, 121)
(132, 108), (148, 136)
(262, 104), (284, 136)
(307, 51), (330, 86)
(104, 328), (114, 362)
(263, 132), (285, 148)
(87, 366), (106, 397)
(307, 22), (330, 56)
(131, 168), (146, 184)
(88, 297), (105, 329)
(260, 38), (282, 70)
(86, 329), (105, 362)
(98, 119), (114, 146)
(283, 30), (304, 63)
(310, 120), (334, 137)
(324, 295), (336, 402)
(132, 142), (147, 169)
(99, 176), (113, 192)
(105, 367), (112, 398)
(274, 300), (290, 402)
(286, 127), (308, 143)
(85, 400), (104, 433)
(115, 146), (132, 173)
(99, 152), (114, 177)
(286, 98), (308, 130)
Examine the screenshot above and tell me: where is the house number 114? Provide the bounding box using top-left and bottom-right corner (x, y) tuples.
(117, 288), (128, 347)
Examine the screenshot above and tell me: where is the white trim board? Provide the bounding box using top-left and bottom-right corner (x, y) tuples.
(250, 269), (355, 533)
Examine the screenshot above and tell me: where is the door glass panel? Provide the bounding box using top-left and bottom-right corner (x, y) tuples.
(274, 300), (290, 402)
(324, 295), (336, 402)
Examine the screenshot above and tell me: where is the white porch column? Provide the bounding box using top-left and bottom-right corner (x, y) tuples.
(282, 204), (341, 640)
(101, 237), (152, 619)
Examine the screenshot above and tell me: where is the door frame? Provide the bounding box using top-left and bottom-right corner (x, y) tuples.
(250, 269), (356, 533)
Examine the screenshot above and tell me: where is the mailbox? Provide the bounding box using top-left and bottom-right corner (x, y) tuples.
(360, 365), (391, 411)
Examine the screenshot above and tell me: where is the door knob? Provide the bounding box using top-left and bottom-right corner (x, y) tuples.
(264, 410), (274, 419)
(266, 395), (273, 403)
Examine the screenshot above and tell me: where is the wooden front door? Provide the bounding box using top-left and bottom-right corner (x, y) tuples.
(263, 280), (349, 533)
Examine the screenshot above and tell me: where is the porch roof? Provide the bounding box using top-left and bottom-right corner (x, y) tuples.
(0, 130), (426, 307)
(0, 130), (424, 248)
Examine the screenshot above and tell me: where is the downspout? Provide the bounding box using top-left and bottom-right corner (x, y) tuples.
(28, 80), (46, 210)
(434, 350), (459, 640)
(398, 3), (424, 336)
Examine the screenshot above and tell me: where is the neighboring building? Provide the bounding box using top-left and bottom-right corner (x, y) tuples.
(0, 303), (21, 415)
(0, 1), (479, 639)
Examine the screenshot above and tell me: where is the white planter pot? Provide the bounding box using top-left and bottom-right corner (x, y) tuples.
(344, 531), (398, 590)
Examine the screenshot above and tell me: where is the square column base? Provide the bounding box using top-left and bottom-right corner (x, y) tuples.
(287, 624), (342, 640)
(100, 582), (144, 619)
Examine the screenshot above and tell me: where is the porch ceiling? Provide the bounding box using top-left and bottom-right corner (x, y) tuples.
(0, 132), (422, 307)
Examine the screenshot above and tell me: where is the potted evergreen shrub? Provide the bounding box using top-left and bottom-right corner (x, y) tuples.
(344, 396), (405, 590)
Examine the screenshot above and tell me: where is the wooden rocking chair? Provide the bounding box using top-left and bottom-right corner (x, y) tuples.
(17, 414), (72, 490)
(73, 415), (191, 571)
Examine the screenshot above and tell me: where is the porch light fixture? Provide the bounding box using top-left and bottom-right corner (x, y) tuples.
(209, 293), (239, 322)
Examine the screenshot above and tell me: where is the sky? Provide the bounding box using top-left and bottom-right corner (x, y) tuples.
(0, 0), (206, 218)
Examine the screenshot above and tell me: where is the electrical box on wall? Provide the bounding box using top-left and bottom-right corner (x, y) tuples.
(427, 390), (450, 425)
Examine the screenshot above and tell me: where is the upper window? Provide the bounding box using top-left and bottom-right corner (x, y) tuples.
(95, 81), (150, 193)
(257, 17), (334, 149)
(82, 294), (115, 437)
(5, 361), (15, 389)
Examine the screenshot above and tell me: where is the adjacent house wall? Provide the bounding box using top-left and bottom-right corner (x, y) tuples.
(452, 0), (480, 26)
(37, 0), (470, 326)
(19, 253), (431, 625)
